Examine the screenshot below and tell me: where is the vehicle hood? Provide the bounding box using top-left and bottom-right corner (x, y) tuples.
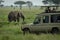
(22, 23), (33, 27)
(26, 23), (33, 25)
(21, 23), (33, 29)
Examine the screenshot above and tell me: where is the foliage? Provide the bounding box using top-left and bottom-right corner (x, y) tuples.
(42, 0), (48, 4)
(26, 1), (33, 9)
(42, 0), (60, 5)
(10, 5), (13, 7)
(0, 0), (4, 7)
(0, 4), (4, 7)
(14, 1), (26, 5)
(0, 0), (4, 4)
(14, 1), (26, 9)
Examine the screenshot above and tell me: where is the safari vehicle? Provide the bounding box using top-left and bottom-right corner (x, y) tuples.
(21, 6), (60, 34)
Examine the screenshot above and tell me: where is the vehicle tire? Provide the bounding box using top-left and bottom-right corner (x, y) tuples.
(23, 28), (30, 35)
(51, 28), (59, 34)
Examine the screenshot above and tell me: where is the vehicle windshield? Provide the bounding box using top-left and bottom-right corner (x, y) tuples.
(33, 16), (41, 24)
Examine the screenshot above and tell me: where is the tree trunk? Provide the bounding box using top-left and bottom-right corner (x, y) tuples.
(20, 5), (22, 9)
(28, 5), (32, 10)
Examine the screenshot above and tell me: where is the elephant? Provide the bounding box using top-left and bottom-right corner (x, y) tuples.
(8, 11), (25, 22)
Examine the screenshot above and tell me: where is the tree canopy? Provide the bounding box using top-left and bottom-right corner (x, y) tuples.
(42, 0), (48, 5)
(0, 0), (4, 4)
(42, 0), (60, 5)
(26, 1), (33, 9)
(0, 0), (4, 7)
(14, 1), (26, 9)
(14, 1), (26, 5)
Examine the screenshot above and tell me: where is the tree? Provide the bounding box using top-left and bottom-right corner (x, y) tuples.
(11, 5), (13, 7)
(14, 1), (26, 9)
(0, 0), (4, 7)
(42, 0), (60, 5)
(26, 1), (33, 9)
(0, 0), (4, 4)
(0, 4), (4, 7)
(42, 0), (60, 9)
(42, 0), (48, 5)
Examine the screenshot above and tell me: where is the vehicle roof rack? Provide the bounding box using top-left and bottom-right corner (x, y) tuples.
(41, 5), (60, 7)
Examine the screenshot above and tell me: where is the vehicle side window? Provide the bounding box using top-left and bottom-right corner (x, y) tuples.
(43, 16), (49, 23)
(33, 17), (41, 24)
(51, 14), (60, 23)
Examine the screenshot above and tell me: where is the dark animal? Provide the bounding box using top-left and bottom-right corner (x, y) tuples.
(8, 11), (25, 22)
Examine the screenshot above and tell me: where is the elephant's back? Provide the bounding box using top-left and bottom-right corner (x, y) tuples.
(8, 11), (18, 17)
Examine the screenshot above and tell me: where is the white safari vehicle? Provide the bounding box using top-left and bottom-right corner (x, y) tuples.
(21, 6), (60, 34)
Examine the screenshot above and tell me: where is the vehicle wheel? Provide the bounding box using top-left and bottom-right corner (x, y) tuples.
(51, 28), (59, 34)
(23, 28), (30, 35)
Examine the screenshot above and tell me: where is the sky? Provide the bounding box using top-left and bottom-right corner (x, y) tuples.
(2, 0), (44, 6)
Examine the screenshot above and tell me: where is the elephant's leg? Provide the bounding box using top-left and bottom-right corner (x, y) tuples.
(14, 18), (16, 22)
(8, 17), (12, 22)
(17, 18), (19, 22)
(14, 19), (16, 22)
(13, 17), (16, 22)
(22, 17), (25, 22)
(21, 16), (25, 22)
(9, 19), (12, 22)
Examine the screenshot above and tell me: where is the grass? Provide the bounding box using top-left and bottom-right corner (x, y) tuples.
(0, 7), (60, 40)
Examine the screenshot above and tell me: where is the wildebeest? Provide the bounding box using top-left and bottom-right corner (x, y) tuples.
(8, 11), (25, 22)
